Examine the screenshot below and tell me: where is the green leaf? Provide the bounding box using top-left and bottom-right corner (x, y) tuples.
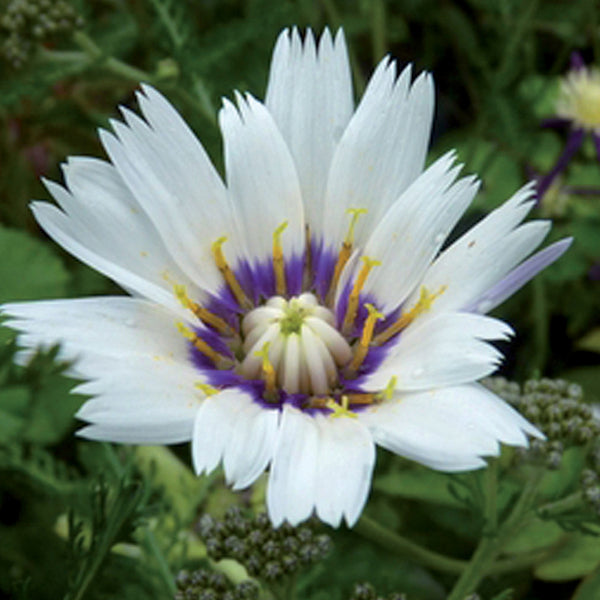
(503, 517), (565, 554)
(574, 566), (600, 600)
(517, 75), (560, 120)
(534, 525), (600, 581)
(373, 467), (465, 508)
(538, 447), (587, 500)
(0, 386), (29, 439)
(25, 373), (82, 445)
(0, 225), (69, 302)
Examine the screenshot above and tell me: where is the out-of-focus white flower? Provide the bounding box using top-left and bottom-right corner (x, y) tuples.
(557, 61), (600, 133)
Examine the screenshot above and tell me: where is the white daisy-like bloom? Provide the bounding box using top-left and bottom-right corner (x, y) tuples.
(2, 29), (572, 528)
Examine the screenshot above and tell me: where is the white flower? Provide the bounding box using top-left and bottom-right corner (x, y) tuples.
(2, 29), (571, 528)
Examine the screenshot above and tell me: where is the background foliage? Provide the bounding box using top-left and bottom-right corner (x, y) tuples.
(0, 0), (599, 599)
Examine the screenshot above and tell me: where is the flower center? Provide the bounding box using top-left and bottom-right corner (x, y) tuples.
(558, 68), (600, 130)
(174, 223), (445, 415)
(238, 293), (352, 395)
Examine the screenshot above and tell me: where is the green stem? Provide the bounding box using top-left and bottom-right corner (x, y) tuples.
(489, 546), (557, 575)
(142, 527), (176, 595)
(355, 515), (467, 574)
(537, 491), (585, 518)
(531, 276), (549, 374)
(447, 469), (544, 600)
(72, 31), (156, 83)
(484, 459), (498, 534)
(370, 0), (387, 63)
(493, 0), (539, 90)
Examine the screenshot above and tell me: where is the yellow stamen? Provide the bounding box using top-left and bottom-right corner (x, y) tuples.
(374, 285), (446, 345)
(326, 208), (367, 304)
(325, 397), (357, 419)
(174, 285), (235, 336)
(176, 322), (232, 368)
(342, 256), (381, 335)
(254, 342), (278, 400)
(273, 221), (288, 296)
(195, 383), (220, 396)
(211, 236), (252, 309)
(378, 376), (397, 401)
(347, 303), (385, 373)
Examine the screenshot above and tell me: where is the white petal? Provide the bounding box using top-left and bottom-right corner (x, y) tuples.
(322, 62), (434, 250)
(360, 154), (478, 311)
(222, 400), (280, 490)
(1, 297), (195, 380)
(219, 94), (305, 264)
(31, 201), (189, 317)
(267, 405), (319, 526)
(406, 183), (549, 316)
(265, 28), (353, 233)
(360, 383), (542, 471)
(75, 370), (201, 444)
(192, 389), (253, 476)
(100, 92), (239, 296)
(78, 417), (193, 444)
(314, 414), (375, 527)
(53, 157), (195, 299)
(363, 312), (513, 391)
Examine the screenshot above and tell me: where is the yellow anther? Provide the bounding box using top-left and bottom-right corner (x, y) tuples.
(348, 303), (385, 373)
(211, 236), (252, 310)
(273, 221), (288, 296)
(176, 322), (231, 368)
(342, 256), (381, 335)
(326, 208), (368, 305)
(195, 383), (220, 396)
(374, 285), (446, 345)
(325, 397), (358, 419)
(254, 342), (277, 399)
(174, 284), (235, 336)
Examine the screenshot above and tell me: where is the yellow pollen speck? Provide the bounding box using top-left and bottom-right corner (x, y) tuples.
(374, 285), (446, 345)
